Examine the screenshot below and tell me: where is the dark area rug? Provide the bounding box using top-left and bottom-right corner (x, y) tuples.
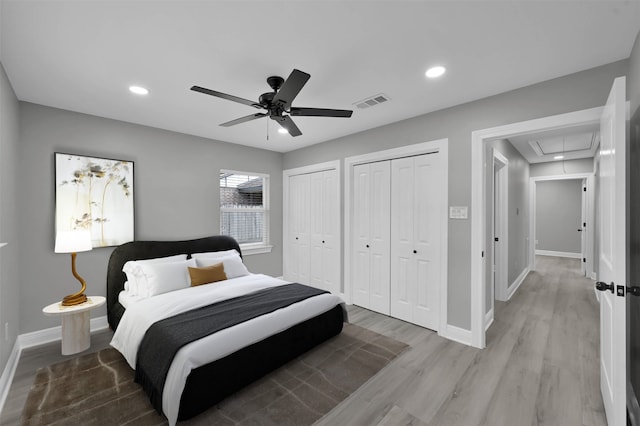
(21, 323), (408, 425)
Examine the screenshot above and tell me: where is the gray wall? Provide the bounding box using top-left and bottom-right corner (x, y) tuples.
(0, 63), (20, 372)
(535, 180), (583, 254)
(17, 103), (284, 334)
(283, 59), (628, 330)
(484, 140), (530, 312)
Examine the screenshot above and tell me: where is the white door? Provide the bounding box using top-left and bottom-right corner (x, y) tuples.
(321, 169), (340, 294)
(352, 163), (373, 307)
(369, 161), (391, 314)
(309, 171), (325, 290)
(352, 162), (390, 313)
(289, 173), (310, 284)
(390, 154), (441, 330)
(581, 179), (587, 276)
(596, 76), (626, 426)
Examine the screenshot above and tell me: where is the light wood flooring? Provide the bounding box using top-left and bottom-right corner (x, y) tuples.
(1, 256), (605, 425)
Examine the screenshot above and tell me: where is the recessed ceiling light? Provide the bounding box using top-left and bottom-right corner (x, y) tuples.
(129, 85), (149, 95)
(278, 128), (289, 134)
(425, 66), (446, 78)
(554, 155), (565, 160)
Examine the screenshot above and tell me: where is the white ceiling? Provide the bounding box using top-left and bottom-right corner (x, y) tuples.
(508, 124), (600, 164)
(1, 1), (639, 153)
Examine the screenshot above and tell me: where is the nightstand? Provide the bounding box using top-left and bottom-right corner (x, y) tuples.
(42, 296), (106, 355)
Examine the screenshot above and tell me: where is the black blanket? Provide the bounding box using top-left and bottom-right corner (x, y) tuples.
(135, 283), (328, 412)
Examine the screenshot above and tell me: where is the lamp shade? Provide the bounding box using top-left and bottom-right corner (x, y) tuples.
(55, 230), (93, 253)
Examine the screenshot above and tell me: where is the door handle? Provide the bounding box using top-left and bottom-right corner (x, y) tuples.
(596, 281), (614, 293)
(577, 229), (582, 232)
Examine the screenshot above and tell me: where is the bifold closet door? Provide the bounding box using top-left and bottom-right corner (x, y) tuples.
(352, 161), (390, 314)
(287, 173), (310, 284)
(309, 169), (339, 294)
(390, 153), (442, 330)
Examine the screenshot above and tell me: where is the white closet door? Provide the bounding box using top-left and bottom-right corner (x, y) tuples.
(412, 153), (441, 330)
(321, 169), (340, 294)
(369, 161), (391, 314)
(352, 164), (372, 307)
(390, 153), (441, 330)
(289, 173), (310, 284)
(309, 171), (325, 290)
(390, 157), (414, 322)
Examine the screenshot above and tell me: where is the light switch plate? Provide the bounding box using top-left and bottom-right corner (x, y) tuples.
(449, 206), (468, 219)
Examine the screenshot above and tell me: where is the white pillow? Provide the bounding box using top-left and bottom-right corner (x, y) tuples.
(137, 258), (197, 297)
(122, 254), (187, 295)
(191, 249), (240, 260)
(196, 254), (249, 279)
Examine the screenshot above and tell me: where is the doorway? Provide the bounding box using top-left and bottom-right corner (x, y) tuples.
(529, 174), (594, 277)
(471, 106), (604, 348)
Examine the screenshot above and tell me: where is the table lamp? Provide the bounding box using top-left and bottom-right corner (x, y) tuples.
(55, 230), (93, 306)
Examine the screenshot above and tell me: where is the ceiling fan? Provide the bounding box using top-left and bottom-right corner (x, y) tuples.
(191, 69), (353, 137)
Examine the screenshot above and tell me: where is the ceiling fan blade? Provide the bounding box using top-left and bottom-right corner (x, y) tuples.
(220, 113), (267, 127)
(191, 86), (262, 109)
(290, 107), (353, 118)
(271, 115), (302, 137)
(272, 69), (310, 108)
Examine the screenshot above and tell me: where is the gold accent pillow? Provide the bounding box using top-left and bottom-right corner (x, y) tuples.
(188, 262), (227, 287)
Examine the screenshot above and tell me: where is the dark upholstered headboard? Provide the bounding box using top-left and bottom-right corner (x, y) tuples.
(106, 235), (242, 330)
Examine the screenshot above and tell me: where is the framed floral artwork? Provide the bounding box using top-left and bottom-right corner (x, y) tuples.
(55, 153), (134, 248)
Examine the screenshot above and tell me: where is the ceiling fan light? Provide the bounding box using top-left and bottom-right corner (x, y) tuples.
(129, 85), (149, 95)
(554, 155), (564, 160)
(425, 66), (446, 78)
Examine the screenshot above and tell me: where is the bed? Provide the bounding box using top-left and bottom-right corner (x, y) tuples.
(106, 235), (346, 425)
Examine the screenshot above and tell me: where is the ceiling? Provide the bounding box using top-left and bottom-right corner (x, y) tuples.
(508, 124), (600, 164)
(1, 1), (639, 154)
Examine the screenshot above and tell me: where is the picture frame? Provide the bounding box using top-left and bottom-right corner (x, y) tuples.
(55, 152), (134, 248)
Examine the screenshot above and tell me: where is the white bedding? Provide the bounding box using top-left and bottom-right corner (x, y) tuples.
(110, 274), (345, 426)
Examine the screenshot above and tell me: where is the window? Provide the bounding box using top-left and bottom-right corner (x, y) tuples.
(219, 170), (271, 254)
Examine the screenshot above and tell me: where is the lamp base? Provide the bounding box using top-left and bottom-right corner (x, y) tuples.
(61, 292), (88, 307)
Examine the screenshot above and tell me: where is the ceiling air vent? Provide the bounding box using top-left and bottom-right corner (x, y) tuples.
(354, 93), (390, 109)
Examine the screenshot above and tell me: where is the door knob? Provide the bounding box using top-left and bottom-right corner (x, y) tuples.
(577, 229), (583, 232)
(596, 281), (614, 293)
(413, 250), (417, 254)
(366, 244), (370, 248)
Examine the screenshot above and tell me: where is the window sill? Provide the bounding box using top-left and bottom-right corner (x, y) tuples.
(240, 244), (273, 256)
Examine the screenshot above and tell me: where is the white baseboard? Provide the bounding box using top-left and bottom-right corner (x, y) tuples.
(0, 339), (22, 416)
(439, 324), (473, 346)
(0, 315), (109, 414)
(535, 250), (581, 259)
(484, 308), (494, 331)
(506, 267), (530, 301)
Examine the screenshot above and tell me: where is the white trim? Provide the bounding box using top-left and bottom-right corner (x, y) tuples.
(471, 106), (604, 349)
(0, 316), (109, 414)
(18, 316), (109, 349)
(438, 324), (473, 346)
(240, 244), (273, 256)
(344, 139), (448, 335)
(484, 308), (494, 331)
(506, 267), (530, 301)
(0, 339), (21, 416)
(535, 250), (582, 259)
